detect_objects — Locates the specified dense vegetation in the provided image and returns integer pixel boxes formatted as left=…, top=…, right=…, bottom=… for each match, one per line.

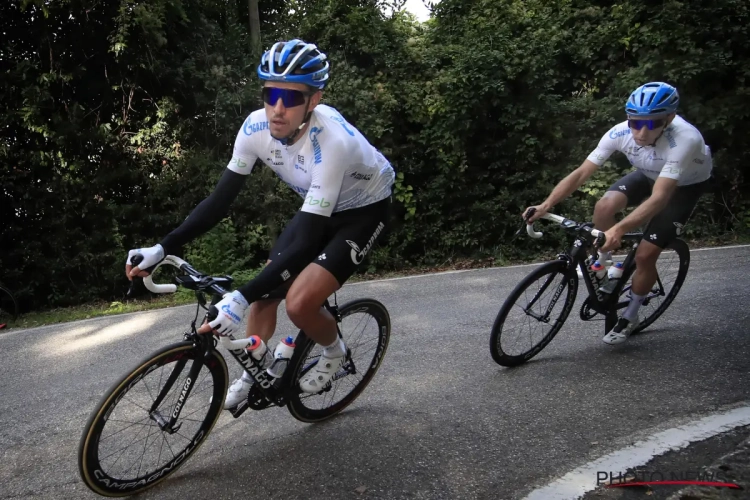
left=3, top=0, right=748, bottom=311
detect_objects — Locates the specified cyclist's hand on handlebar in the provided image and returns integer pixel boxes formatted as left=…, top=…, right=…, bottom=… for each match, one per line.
left=126, top=244, right=165, bottom=280
left=599, top=226, right=624, bottom=253
left=522, top=204, right=550, bottom=223
left=197, top=290, right=249, bottom=336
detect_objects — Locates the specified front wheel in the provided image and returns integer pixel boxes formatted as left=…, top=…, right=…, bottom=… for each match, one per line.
left=490, top=260, right=578, bottom=367
left=287, top=298, right=391, bottom=423
left=78, top=341, right=229, bottom=497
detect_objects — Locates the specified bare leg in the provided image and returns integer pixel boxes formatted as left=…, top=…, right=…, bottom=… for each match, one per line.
left=284, top=263, right=340, bottom=346
left=593, top=191, right=628, bottom=231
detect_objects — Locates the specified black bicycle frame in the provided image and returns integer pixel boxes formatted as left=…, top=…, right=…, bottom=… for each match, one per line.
left=523, top=226, right=645, bottom=332
left=141, top=260, right=352, bottom=424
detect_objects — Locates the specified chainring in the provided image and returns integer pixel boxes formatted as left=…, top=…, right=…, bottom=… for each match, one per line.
left=580, top=297, right=600, bottom=321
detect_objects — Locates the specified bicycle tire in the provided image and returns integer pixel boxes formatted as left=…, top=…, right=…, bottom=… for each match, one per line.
left=287, top=298, right=391, bottom=423
left=626, top=237, right=690, bottom=334
left=490, top=260, right=578, bottom=367
left=78, top=341, right=228, bottom=497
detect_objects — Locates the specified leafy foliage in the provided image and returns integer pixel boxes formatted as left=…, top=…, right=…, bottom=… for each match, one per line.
left=2, top=0, right=748, bottom=312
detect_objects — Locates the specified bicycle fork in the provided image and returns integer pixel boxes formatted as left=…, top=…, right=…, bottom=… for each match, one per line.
left=524, top=271, right=568, bottom=323
left=148, top=352, right=206, bottom=434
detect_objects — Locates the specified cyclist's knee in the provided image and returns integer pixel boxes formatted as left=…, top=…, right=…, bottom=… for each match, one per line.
left=635, top=241, right=662, bottom=267
left=594, top=194, right=624, bottom=218
left=285, top=294, right=314, bottom=325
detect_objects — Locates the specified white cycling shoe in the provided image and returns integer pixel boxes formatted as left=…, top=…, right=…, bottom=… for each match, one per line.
left=223, top=377, right=253, bottom=409
left=602, top=316, right=640, bottom=345
left=299, top=349, right=347, bottom=393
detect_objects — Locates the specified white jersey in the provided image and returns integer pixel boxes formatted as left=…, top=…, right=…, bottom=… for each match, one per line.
left=586, top=115, right=712, bottom=186
left=227, top=104, right=395, bottom=217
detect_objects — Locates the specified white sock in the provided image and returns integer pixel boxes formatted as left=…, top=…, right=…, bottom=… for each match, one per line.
left=623, top=293, right=646, bottom=322
left=323, top=337, right=346, bottom=357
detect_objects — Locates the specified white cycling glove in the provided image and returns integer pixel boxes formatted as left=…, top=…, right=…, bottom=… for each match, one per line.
left=126, top=244, right=165, bottom=275
left=207, top=290, right=249, bottom=337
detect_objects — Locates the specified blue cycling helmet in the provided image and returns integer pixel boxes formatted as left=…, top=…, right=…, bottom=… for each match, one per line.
left=625, top=82, right=679, bottom=116
left=257, top=39, right=329, bottom=89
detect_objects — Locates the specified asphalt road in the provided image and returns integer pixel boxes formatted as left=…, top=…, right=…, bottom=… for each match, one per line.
left=2, top=245, right=749, bottom=500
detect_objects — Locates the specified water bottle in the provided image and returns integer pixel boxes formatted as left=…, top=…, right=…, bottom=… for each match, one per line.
left=590, top=260, right=607, bottom=281
left=266, top=336, right=296, bottom=379
left=600, top=262, right=624, bottom=294
left=247, top=335, right=271, bottom=368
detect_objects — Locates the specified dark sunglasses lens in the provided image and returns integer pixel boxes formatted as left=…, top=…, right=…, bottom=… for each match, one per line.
left=628, top=118, right=666, bottom=130
left=262, top=87, right=306, bottom=107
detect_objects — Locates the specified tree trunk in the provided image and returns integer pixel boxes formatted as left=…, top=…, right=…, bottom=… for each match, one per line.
left=248, top=0, right=261, bottom=57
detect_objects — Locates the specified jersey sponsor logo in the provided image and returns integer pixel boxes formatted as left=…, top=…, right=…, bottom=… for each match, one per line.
left=309, top=126, right=324, bottom=164
left=350, top=172, right=373, bottom=181
left=693, top=158, right=704, bottom=164
left=346, top=221, right=385, bottom=265
left=305, top=195, right=331, bottom=208
left=590, top=152, right=607, bottom=162
left=243, top=119, right=269, bottom=136
left=294, top=163, right=307, bottom=173
left=329, top=110, right=355, bottom=136
left=285, top=183, right=308, bottom=196
left=665, top=131, right=677, bottom=148
left=609, top=128, right=631, bottom=139
left=297, top=155, right=305, bottom=164
left=229, top=157, right=249, bottom=170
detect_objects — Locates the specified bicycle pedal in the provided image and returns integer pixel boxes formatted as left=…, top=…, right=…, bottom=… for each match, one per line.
left=228, top=400, right=249, bottom=418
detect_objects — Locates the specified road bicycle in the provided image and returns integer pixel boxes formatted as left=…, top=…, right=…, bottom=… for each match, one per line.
left=489, top=210, right=689, bottom=367
left=78, top=254, right=391, bottom=497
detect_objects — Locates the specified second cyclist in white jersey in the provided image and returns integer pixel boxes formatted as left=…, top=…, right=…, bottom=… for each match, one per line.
left=525, top=82, right=712, bottom=344
left=125, top=39, right=395, bottom=407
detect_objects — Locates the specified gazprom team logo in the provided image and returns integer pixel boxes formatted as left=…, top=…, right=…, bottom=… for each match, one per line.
left=221, top=304, right=241, bottom=323
left=609, top=127, right=631, bottom=140
left=309, top=126, right=324, bottom=164
left=346, top=222, right=385, bottom=264
left=243, top=119, right=269, bottom=136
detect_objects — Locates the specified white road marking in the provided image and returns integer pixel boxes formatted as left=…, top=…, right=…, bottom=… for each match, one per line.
left=522, top=404, right=750, bottom=500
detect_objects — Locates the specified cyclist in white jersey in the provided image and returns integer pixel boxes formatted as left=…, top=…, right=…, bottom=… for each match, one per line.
left=524, top=82, right=712, bottom=344
left=124, top=39, right=395, bottom=405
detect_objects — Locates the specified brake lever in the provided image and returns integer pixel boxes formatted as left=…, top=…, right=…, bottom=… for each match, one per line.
left=126, top=253, right=144, bottom=299
left=511, top=207, right=537, bottom=241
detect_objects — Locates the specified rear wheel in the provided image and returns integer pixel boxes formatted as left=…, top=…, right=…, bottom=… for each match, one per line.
left=78, top=341, right=228, bottom=497
left=287, top=298, right=391, bottom=423
left=619, top=238, right=690, bottom=334
left=490, top=260, right=578, bottom=367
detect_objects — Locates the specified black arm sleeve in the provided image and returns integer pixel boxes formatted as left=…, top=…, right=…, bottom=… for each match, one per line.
left=159, top=169, right=248, bottom=255
left=236, top=211, right=329, bottom=303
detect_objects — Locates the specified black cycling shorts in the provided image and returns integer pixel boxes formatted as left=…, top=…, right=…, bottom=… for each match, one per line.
left=606, top=170, right=710, bottom=248
left=269, top=197, right=391, bottom=286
